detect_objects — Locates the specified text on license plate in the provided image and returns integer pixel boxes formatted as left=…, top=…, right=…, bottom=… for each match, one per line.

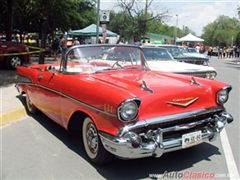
left=182, top=131, right=202, bottom=148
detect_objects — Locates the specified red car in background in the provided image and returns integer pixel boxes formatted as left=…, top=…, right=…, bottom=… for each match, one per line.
left=16, top=45, right=233, bottom=165
left=0, top=41, right=30, bottom=69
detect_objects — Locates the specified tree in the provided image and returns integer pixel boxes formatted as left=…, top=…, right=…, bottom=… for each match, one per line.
left=236, top=31, right=240, bottom=47
left=0, top=0, right=96, bottom=42
left=112, top=0, right=168, bottom=42
left=0, top=0, right=96, bottom=63
left=238, top=6, right=240, bottom=19
left=202, top=15, right=240, bottom=46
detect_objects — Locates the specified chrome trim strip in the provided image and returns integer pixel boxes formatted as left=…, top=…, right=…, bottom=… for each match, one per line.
left=117, top=106, right=224, bottom=137
left=160, top=118, right=212, bottom=133
left=222, top=85, right=232, bottom=92
left=16, top=82, right=117, bottom=117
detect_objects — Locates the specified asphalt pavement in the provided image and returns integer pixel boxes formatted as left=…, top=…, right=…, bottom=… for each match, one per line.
left=1, top=56, right=239, bottom=180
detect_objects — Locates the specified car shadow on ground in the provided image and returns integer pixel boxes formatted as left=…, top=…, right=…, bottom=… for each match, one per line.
left=17, top=95, right=222, bottom=179
left=0, top=68, right=17, bottom=87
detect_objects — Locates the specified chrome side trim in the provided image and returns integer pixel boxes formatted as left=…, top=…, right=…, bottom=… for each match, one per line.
left=16, top=82, right=117, bottom=117
left=117, top=106, right=224, bottom=137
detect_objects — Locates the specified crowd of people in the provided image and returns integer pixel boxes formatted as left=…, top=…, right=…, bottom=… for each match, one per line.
left=208, top=46, right=240, bottom=58
left=50, top=36, right=85, bottom=60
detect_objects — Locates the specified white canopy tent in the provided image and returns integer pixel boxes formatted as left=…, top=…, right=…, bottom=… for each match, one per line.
left=176, top=33, right=204, bottom=42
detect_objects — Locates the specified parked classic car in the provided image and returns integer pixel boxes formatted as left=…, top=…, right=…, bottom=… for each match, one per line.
left=16, top=44, right=233, bottom=165
left=142, top=46, right=217, bottom=79
left=160, top=45, right=209, bottom=66
left=0, top=41, right=30, bottom=69
left=179, top=46, right=208, bottom=59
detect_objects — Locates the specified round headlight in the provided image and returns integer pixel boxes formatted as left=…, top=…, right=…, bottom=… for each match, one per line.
left=210, top=72, right=217, bottom=79
left=217, top=89, right=229, bottom=104
left=118, top=101, right=139, bottom=121
left=206, top=72, right=217, bottom=80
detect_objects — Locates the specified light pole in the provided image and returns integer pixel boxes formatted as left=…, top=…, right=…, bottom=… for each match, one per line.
left=174, top=14, right=178, bottom=44
left=96, top=0, right=100, bottom=44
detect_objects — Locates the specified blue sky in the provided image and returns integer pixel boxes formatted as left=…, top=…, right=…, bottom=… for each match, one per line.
left=100, top=0, right=240, bottom=36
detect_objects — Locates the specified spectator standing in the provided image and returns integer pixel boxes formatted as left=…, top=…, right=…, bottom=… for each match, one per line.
left=229, top=47, right=234, bottom=58
left=73, top=38, right=80, bottom=46
left=208, top=46, right=213, bottom=58
left=222, top=47, right=227, bottom=58
left=51, top=38, right=59, bottom=60
left=195, top=44, right=200, bottom=53
left=236, top=46, right=240, bottom=58
left=218, top=47, right=222, bottom=59
left=59, top=35, right=68, bottom=60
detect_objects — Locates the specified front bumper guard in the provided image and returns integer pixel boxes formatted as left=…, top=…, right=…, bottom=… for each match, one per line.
left=99, top=108, right=233, bottom=159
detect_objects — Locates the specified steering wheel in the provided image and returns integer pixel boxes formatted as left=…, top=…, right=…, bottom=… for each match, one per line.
left=111, top=57, right=134, bottom=69
left=111, top=59, right=124, bottom=69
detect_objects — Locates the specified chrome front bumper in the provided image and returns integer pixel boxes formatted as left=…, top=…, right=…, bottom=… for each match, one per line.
left=99, top=107, right=233, bottom=159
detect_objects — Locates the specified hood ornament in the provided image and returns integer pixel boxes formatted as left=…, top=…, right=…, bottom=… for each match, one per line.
left=190, top=77, right=202, bottom=87
left=140, top=81, right=153, bottom=94
left=167, top=97, right=199, bottom=107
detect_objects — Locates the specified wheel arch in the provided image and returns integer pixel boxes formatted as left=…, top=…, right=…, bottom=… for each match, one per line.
left=5, top=51, right=24, bottom=69
left=67, top=110, right=96, bottom=132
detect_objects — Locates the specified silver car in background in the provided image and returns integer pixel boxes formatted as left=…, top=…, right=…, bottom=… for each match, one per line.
left=159, top=45, right=209, bottom=66
left=142, top=46, right=217, bottom=79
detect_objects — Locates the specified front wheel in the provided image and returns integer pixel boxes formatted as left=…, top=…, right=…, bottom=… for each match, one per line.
left=82, top=117, right=113, bottom=165
left=6, top=55, right=23, bottom=69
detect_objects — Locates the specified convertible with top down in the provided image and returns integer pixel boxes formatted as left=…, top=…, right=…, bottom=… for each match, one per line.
left=16, top=44, right=233, bottom=165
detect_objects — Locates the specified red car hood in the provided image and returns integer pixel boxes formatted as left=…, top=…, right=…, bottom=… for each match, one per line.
left=92, top=70, right=221, bottom=120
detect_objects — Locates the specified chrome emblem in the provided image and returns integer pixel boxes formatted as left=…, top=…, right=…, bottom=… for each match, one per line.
left=167, top=97, right=199, bottom=107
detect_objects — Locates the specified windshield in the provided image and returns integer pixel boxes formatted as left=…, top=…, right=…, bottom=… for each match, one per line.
left=187, top=48, right=197, bottom=53
left=64, top=45, right=145, bottom=73
left=142, top=48, right=174, bottom=61
left=161, top=46, right=183, bottom=57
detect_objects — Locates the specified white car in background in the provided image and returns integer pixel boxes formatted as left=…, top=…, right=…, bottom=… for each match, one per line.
left=180, top=47, right=208, bottom=59
left=142, top=46, right=217, bottom=79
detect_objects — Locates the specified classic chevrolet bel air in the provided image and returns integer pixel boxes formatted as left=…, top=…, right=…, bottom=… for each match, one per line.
left=16, top=45, right=233, bottom=165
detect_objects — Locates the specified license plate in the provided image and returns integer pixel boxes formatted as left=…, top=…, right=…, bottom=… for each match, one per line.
left=182, top=131, right=202, bottom=148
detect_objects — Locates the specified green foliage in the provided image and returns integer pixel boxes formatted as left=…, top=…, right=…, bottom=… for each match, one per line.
left=0, top=0, right=96, bottom=37
left=146, top=20, right=194, bottom=38
left=236, top=31, right=240, bottom=46
left=108, top=10, right=194, bottom=42
left=202, top=15, right=240, bottom=46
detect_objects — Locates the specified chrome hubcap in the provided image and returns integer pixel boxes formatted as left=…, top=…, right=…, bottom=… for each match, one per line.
left=10, top=56, right=21, bottom=67
left=86, top=123, right=98, bottom=154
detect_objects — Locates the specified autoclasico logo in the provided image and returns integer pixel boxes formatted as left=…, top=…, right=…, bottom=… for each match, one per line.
left=149, top=171, right=216, bottom=179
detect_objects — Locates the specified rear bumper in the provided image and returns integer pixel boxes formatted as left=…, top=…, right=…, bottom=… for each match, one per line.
left=99, top=107, right=233, bottom=159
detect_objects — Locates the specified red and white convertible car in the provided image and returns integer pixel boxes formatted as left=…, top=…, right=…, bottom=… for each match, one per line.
left=16, top=45, right=233, bottom=165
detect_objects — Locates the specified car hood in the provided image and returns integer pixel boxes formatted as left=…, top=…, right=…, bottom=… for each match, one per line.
left=147, top=60, right=216, bottom=73
left=174, top=54, right=208, bottom=60
left=91, top=70, right=220, bottom=120
left=183, top=52, right=208, bottom=59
